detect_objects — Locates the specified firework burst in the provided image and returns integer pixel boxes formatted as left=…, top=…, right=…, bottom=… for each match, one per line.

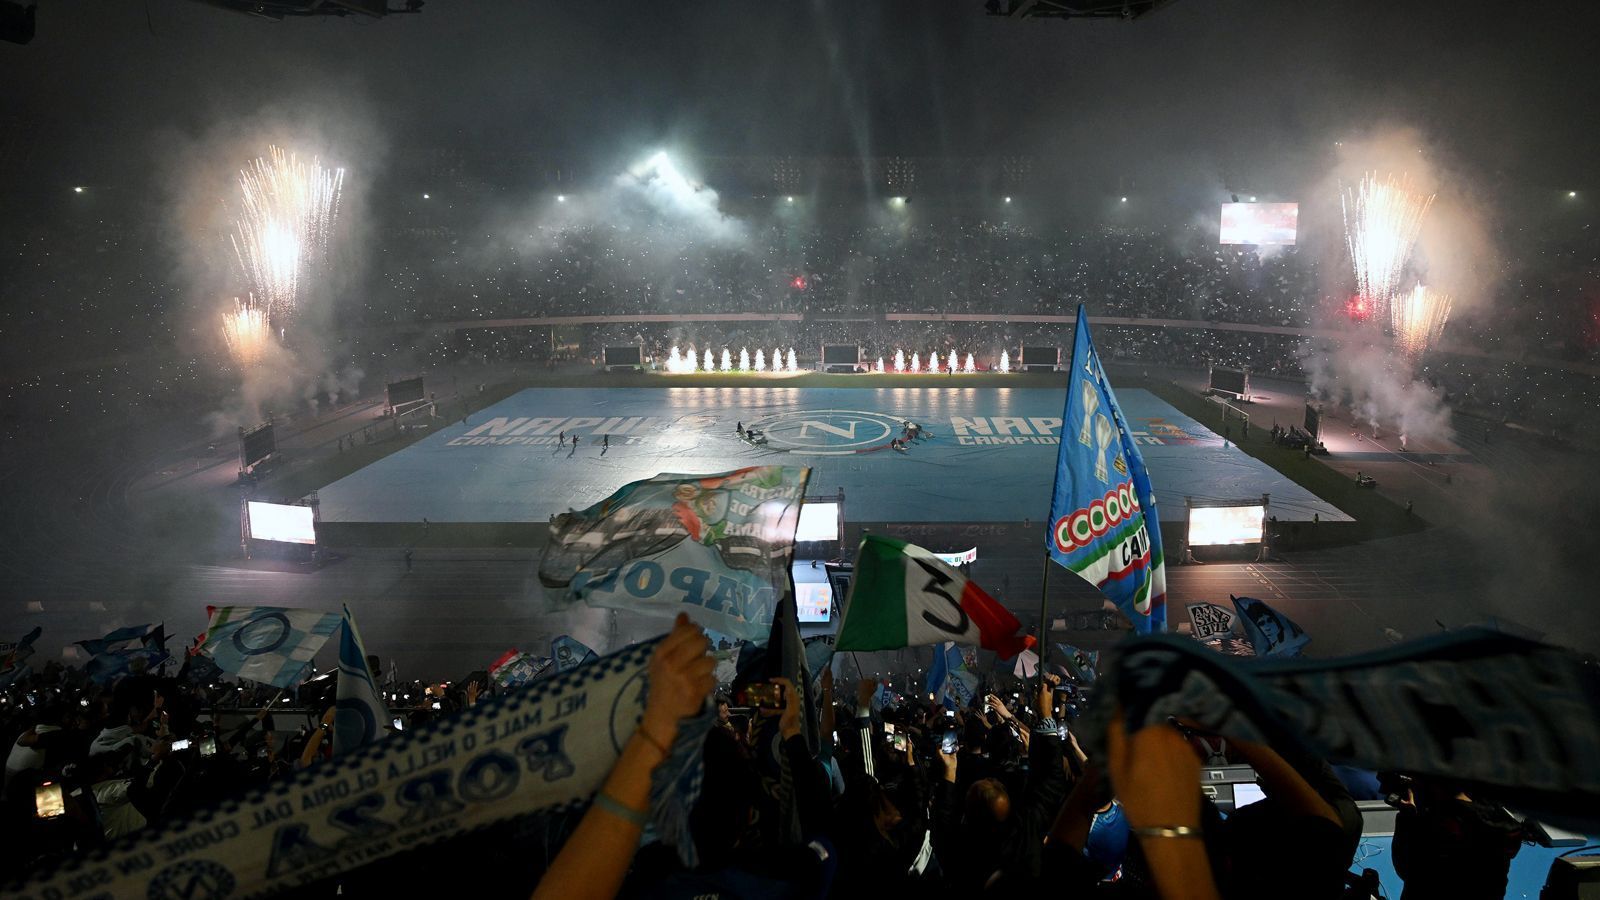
left=229, top=146, right=345, bottom=320
left=221, top=297, right=274, bottom=368
left=1391, top=284, right=1452, bottom=359
left=1341, top=172, right=1434, bottom=322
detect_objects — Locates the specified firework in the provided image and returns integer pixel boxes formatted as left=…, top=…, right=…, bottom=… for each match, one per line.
left=221, top=298, right=273, bottom=368
left=229, top=146, right=345, bottom=319
left=1391, top=284, right=1452, bottom=359
left=1342, top=172, right=1434, bottom=322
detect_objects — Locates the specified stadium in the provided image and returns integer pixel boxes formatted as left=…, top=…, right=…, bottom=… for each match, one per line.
left=2, top=1, right=1599, bottom=897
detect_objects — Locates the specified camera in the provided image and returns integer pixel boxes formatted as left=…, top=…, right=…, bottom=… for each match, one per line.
left=739, top=683, right=786, bottom=710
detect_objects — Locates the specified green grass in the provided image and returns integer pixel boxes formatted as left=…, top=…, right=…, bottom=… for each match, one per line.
left=1136, top=378, right=1427, bottom=548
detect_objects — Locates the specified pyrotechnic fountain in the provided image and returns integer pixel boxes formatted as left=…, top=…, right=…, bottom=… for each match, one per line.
left=1391, top=284, right=1453, bottom=360
left=221, top=298, right=272, bottom=368
left=911, top=352, right=921, bottom=374
left=1342, top=172, right=1434, bottom=324
left=738, top=347, right=750, bottom=371
left=720, top=348, right=732, bottom=372
left=786, top=348, right=797, bottom=372
left=964, top=353, right=975, bottom=374
left=999, top=350, right=1010, bottom=374
left=754, top=349, right=766, bottom=372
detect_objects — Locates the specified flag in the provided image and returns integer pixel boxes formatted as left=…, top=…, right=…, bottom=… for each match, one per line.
left=551, top=635, right=598, bottom=673
left=334, top=605, right=389, bottom=755
left=1231, top=595, right=1309, bottom=657
left=539, top=466, right=811, bottom=641
left=1055, top=642, right=1101, bottom=684
left=13, top=635, right=717, bottom=899
left=200, top=606, right=342, bottom=688
left=76, top=624, right=171, bottom=685
left=1046, top=305, right=1167, bottom=632
left=488, top=649, right=550, bottom=689
left=1087, top=629, right=1600, bottom=833
left=802, top=634, right=836, bottom=685
left=1013, top=648, right=1040, bottom=679
left=0, top=626, right=41, bottom=687
left=836, top=535, right=1032, bottom=658
left=1185, top=603, right=1239, bottom=641
left=927, top=641, right=978, bottom=710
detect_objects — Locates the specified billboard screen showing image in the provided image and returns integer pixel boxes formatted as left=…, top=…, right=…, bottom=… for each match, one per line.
left=1220, top=202, right=1299, bottom=245
left=1188, top=505, right=1265, bottom=546
left=796, top=502, right=840, bottom=542
left=247, top=501, right=317, bottom=545
left=822, top=345, right=860, bottom=365
left=793, top=562, right=832, bottom=623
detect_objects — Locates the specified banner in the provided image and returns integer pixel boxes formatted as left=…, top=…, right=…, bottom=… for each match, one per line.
left=7, top=637, right=711, bottom=900
left=551, top=635, right=598, bottom=673
left=77, top=624, right=172, bottom=685
left=933, top=547, right=978, bottom=567
left=333, top=606, right=389, bottom=755
left=0, top=625, right=42, bottom=686
left=201, top=606, right=343, bottom=689
left=1046, top=305, right=1167, bottom=632
left=1185, top=603, right=1239, bottom=641
left=540, top=466, right=810, bottom=641
left=927, top=642, right=978, bottom=709
left=488, top=649, right=550, bottom=689
left=1231, top=595, right=1309, bottom=658
left=1087, top=629, right=1600, bottom=831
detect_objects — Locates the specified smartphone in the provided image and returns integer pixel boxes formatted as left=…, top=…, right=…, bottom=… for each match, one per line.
left=940, top=731, right=959, bottom=754
left=883, top=723, right=896, bottom=736
left=431, top=701, right=442, bottom=710
left=945, top=709, right=955, bottom=718
left=199, top=736, right=218, bottom=758
left=831, top=730, right=839, bottom=743
left=391, top=717, right=405, bottom=731
left=741, top=683, right=786, bottom=710
left=891, top=734, right=909, bottom=752
left=171, top=738, right=192, bottom=751
left=34, top=782, right=66, bottom=819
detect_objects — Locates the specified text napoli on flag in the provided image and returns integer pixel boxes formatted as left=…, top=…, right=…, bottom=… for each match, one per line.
left=1046, top=305, right=1168, bottom=633
left=333, top=605, right=389, bottom=755
left=551, top=634, right=598, bottom=673
left=539, top=466, right=810, bottom=641
left=1231, top=595, right=1310, bottom=657
left=836, top=534, right=1032, bottom=658
left=201, top=606, right=343, bottom=688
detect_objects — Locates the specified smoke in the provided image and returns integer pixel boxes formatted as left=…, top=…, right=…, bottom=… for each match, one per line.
left=1300, top=126, right=1498, bottom=444
left=159, top=101, right=385, bottom=435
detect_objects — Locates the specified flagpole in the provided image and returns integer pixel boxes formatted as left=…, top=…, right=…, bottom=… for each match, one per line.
left=1036, top=551, right=1051, bottom=696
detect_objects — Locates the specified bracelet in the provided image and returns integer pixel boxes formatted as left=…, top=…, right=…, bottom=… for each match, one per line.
left=634, top=726, right=671, bottom=759
left=593, top=792, right=649, bottom=828
left=1131, top=825, right=1202, bottom=839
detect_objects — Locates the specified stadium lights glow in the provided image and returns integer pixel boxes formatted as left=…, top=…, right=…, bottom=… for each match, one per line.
left=1120, top=196, right=1128, bottom=203
left=1569, top=191, right=1578, bottom=198
left=891, top=196, right=906, bottom=206
left=422, top=193, right=430, bottom=199
left=786, top=195, right=794, bottom=203
left=73, top=186, right=84, bottom=193
left=1004, top=196, right=1012, bottom=203
left=556, top=194, right=566, bottom=203
left=1250, top=196, right=1258, bottom=202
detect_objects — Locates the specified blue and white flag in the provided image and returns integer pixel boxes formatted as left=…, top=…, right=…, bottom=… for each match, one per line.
left=539, top=466, right=810, bottom=641
left=551, top=634, right=598, bottom=673
left=77, top=624, right=171, bottom=685
left=201, top=605, right=342, bottom=688
left=1055, top=643, right=1102, bottom=684
left=333, top=605, right=389, bottom=755
left=9, top=634, right=716, bottom=899
left=0, top=625, right=41, bottom=687
left=1231, top=595, right=1309, bottom=658
left=1046, top=305, right=1167, bottom=633
left=926, top=641, right=978, bottom=710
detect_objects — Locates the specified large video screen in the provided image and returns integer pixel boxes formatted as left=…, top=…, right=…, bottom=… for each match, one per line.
left=1210, top=367, right=1247, bottom=395
left=796, top=502, right=840, bottom=542
left=1022, top=346, right=1058, bottom=367
left=822, top=345, right=860, bottom=365
left=793, top=562, right=832, bottom=623
left=1188, top=505, right=1265, bottom=547
left=1220, top=202, right=1299, bottom=245
left=603, top=346, right=642, bottom=367
left=387, top=376, right=425, bottom=408
left=247, top=501, right=317, bottom=545
left=240, top=423, right=275, bottom=467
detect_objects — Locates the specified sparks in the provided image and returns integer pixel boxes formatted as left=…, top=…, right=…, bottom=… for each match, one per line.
left=221, top=297, right=273, bottom=368
left=1391, top=284, right=1452, bottom=359
left=1342, top=172, right=1433, bottom=324
left=229, top=146, right=345, bottom=320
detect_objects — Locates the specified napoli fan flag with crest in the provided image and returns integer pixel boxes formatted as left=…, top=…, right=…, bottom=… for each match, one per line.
left=1046, top=305, right=1167, bottom=632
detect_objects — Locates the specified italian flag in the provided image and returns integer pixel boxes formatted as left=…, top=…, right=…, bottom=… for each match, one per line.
left=836, top=535, right=1033, bottom=659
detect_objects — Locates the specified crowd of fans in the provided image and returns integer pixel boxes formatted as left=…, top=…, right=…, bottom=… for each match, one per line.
left=2, top=616, right=1546, bottom=898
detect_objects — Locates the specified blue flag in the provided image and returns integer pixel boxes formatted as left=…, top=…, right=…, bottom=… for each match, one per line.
left=551, top=635, right=598, bottom=672
left=201, top=606, right=343, bottom=688
left=77, top=624, right=171, bottom=685
left=1055, top=642, right=1101, bottom=684
left=334, top=605, right=389, bottom=755
left=926, top=641, right=977, bottom=710
left=0, top=626, right=41, bottom=687
left=1231, top=595, right=1309, bottom=657
left=1046, top=306, right=1168, bottom=632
